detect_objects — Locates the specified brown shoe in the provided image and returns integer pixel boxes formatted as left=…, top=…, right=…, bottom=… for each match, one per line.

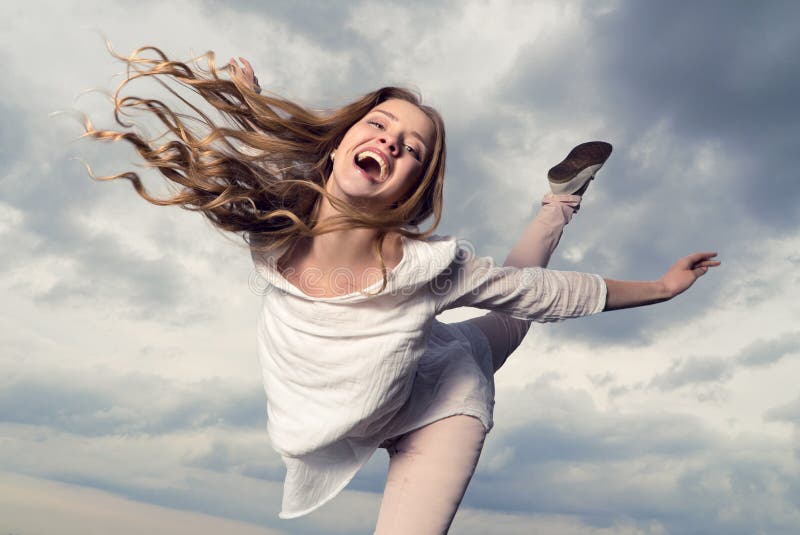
left=548, top=141, right=613, bottom=195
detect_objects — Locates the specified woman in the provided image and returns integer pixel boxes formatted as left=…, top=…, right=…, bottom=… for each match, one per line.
left=81, top=46, right=719, bottom=534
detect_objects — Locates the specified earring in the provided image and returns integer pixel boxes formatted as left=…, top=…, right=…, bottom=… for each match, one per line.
left=330, top=151, right=336, bottom=161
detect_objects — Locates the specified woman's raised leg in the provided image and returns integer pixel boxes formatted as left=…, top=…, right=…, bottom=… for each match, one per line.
left=374, top=414, right=487, bottom=535
left=464, top=193, right=582, bottom=373
left=465, top=141, right=612, bottom=371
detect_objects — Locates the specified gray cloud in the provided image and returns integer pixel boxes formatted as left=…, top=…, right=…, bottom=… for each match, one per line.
left=735, top=331, right=800, bottom=367
left=184, top=440, right=285, bottom=483
left=0, top=101, right=29, bottom=170
left=0, top=372, right=266, bottom=436
left=202, top=0, right=361, bottom=51
left=650, top=355, right=734, bottom=391
left=765, top=397, right=800, bottom=424
left=590, top=0, right=800, bottom=229
left=648, top=330, right=799, bottom=391
left=494, top=377, right=715, bottom=463
left=456, top=380, right=799, bottom=535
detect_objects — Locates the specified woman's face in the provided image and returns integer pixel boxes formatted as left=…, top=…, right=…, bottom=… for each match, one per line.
left=328, top=98, right=437, bottom=212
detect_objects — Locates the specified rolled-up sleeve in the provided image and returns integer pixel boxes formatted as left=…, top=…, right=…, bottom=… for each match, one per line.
left=430, top=251, right=607, bottom=322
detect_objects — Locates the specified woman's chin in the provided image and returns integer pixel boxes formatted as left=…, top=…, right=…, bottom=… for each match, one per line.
left=328, top=174, right=397, bottom=212
left=332, top=175, right=377, bottom=198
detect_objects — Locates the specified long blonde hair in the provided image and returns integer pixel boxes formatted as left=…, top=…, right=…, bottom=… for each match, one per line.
left=79, top=43, right=448, bottom=294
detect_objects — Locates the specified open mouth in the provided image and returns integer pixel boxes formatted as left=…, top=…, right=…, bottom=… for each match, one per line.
left=354, top=151, right=387, bottom=182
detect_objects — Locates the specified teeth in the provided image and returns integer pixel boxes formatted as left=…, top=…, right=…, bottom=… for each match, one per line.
left=357, top=151, right=387, bottom=181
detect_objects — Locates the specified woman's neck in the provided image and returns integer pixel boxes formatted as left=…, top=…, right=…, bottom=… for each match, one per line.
left=308, top=228, right=400, bottom=270
left=300, top=197, right=403, bottom=272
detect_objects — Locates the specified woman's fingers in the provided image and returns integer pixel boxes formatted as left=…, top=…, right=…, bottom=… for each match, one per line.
left=239, top=57, right=253, bottom=74
left=679, top=252, right=719, bottom=270
left=225, top=57, right=259, bottom=93
left=240, top=57, right=260, bottom=93
left=228, top=58, right=249, bottom=75
left=687, top=251, right=718, bottom=264
left=239, top=57, right=258, bottom=85
left=660, top=252, right=721, bottom=296
left=691, top=258, right=721, bottom=277
left=227, top=58, right=244, bottom=79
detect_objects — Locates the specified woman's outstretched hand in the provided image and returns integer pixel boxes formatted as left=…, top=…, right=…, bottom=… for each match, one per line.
left=226, top=56, right=261, bottom=94
left=659, top=251, right=721, bottom=298
left=603, top=252, right=720, bottom=311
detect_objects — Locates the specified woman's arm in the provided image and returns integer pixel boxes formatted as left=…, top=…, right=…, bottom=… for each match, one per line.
left=431, top=246, right=719, bottom=320
left=432, top=251, right=608, bottom=322
left=603, top=252, right=720, bottom=311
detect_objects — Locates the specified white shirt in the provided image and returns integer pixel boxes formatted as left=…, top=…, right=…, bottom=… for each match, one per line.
left=250, top=234, right=607, bottom=518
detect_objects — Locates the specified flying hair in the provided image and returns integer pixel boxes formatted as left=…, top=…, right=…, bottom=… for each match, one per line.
left=76, top=40, right=448, bottom=295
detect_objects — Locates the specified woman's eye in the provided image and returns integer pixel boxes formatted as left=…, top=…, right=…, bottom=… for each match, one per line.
left=405, top=145, right=421, bottom=159
left=368, top=120, right=384, bottom=129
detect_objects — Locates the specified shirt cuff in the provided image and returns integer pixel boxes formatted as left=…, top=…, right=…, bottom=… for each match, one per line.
left=589, top=274, right=608, bottom=315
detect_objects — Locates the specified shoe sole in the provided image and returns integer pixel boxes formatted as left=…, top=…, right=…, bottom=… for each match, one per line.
left=548, top=141, right=613, bottom=195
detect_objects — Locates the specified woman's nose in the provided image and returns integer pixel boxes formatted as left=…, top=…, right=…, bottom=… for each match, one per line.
left=378, top=135, right=400, bottom=155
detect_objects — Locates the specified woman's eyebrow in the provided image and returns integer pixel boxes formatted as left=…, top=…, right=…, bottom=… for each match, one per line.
left=372, top=109, right=428, bottom=151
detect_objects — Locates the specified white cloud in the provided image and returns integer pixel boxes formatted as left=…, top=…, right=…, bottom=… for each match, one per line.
left=348, top=0, right=580, bottom=106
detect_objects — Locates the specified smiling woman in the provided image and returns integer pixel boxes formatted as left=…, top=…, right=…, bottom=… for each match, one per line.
left=327, top=98, right=436, bottom=214
left=79, top=42, right=719, bottom=534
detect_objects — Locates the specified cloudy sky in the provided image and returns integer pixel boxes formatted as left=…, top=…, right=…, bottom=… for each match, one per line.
left=2, top=0, right=799, bottom=533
